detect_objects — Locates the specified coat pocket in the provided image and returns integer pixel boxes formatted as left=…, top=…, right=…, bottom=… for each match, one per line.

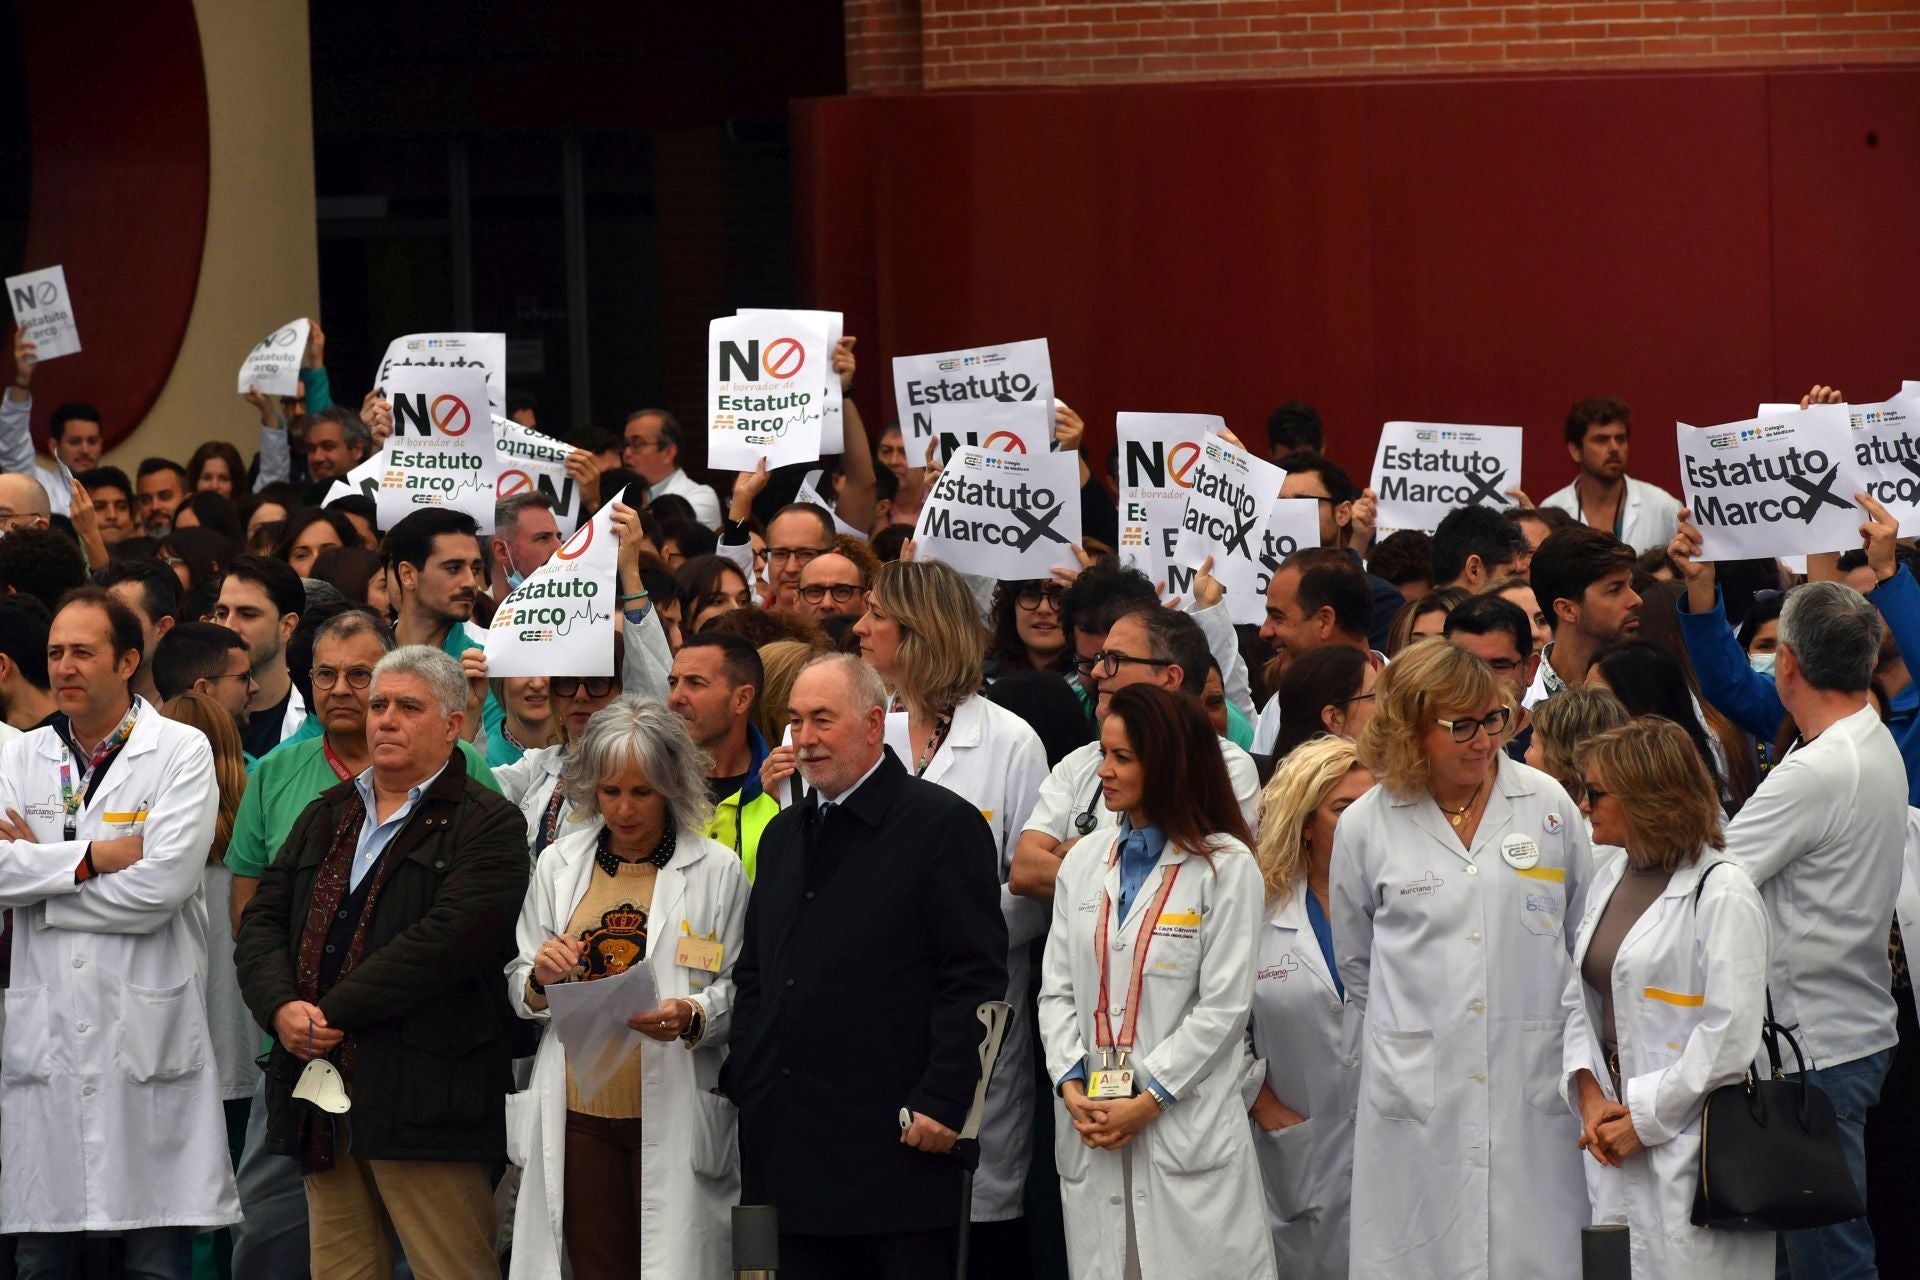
left=504, top=1089, right=536, bottom=1169
left=689, top=1088, right=740, bottom=1180
left=1254, top=1116, right=1318, bottom=1222
left=1366, top=1026, right=1435, bottom=1123
left=1, top=986, right=52, bottom=1084
left=1053, top=1095, right=1093, bottom=1184
left=1522, top=1016, right=1568, bottom=1115
left=116, top=979, right=205, bottom=1082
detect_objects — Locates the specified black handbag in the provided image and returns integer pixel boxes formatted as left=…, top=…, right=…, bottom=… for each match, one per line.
left=1689, top=862, right=1867, bottom=1231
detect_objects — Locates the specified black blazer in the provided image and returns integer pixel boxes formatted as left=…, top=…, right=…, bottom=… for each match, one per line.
left=723, top=747, right=1009, bottom=1236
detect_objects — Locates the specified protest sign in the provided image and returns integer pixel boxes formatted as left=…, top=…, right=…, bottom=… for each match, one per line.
left=797, top=469, right=865, bottom=540
left=1173, top=435, right=1287, bottom=624
left=378, top=367, right=497, bottom=532
left=927, top=395, right=1055, bottom=466
left=484, top=492, right=621, bottom=677
left=1370, top=422, right=1524, bottom=534
left=1253, top=499, right=1324, bottom=599
left=376, top=333, right=507, bottom=415
left=1677, top=405, right=1863, bottom=561
left=708, top=312, right=828, bottom=471
left=236, top=318, right=310, bottom=397
left=912, top=445, right=1082, bottom=580
left=892, top=338, right=1052, bottom=446
left=1117, top=412, right=1221, bottom=585
left=738, top=308, right=843, bottom=455
left=6, top=266, right=80, bottom=361
left=495, top=416, right=586, bottom=529
left=1844, top=393, right=1920, bottom=537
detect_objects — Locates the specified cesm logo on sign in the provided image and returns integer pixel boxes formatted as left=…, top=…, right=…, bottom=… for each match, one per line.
left=716, top=337, right=812, bottom=443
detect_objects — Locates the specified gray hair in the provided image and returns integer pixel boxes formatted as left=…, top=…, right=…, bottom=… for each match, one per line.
left=314, top=608, right=395, bottom=654
left=799, top=651, right=889, bottom=716
left=495, top=491, right=554, bottom=540
left=314, top=406, right=373, bottom=457
left=371, top=644, right=467, bottom=717
left=559, top=695, right=715, bottom=833
left=628, top=408, right=683, bottom=450
left=1780, top=581, right=1883, bottom=694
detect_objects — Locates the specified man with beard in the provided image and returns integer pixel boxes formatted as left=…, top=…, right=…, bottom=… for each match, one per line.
left=384, top=508, right=495, bottom=744
left=134, top=458, right=190, bottom=538
left=1523, top=524, right=1642, bottom=708
left=1538, top=396, right=1682, bottom=554
left=667, top=632, right=774, bottom=877
left=214, top=555, right=308, bottom=758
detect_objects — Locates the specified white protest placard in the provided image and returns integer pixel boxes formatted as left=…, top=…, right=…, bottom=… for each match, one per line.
left=379, top=367, right=497, bottom=533
left=376, top=333, right=507, bottom=415
left=1846, top=392, right=1920, bottom=537
left=912, top=446, right=1082, bottom=580
left=708, top=312, right=828, bottom=472
left=1677, top=405, right=1864, bottom=561
left=236, top=317, right=311, bottom=397
left=1117, top=412, right=1221, bottom=586
left=6, top=266, right=80, bottom=361
left=798, top=469, right=865, bottom=540
left=929, top=395, right=1055, bottom=463
left=1173, top=435, right=1288, bottom=624
left=738, top=308, right=843, bottom=455
left=483, top=492, right=622, bottom=677
left=892, top=338, right=1052, bottom=445
left=1370, top=422, right=1524, bottom=534
left=1253, top=499, right=1324, bottom=599
left=495, top=416, right=586, bottom=530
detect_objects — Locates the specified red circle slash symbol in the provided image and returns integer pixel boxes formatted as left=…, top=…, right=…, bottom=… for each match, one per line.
left=1169, top=441, right=1202, bottom=488
left=431, top=395, right=472, bottom=436
left=557, top=520, right=594, bottom=560
left=762, top=338, right=805, bottom=381
left=982, top=430, right=1028, bottom=454
left=498, top=469, right=532, bottom=497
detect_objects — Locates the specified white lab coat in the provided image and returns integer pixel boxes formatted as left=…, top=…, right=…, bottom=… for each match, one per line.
left=1039, top=828, right=1275, bottom=1280
left=1538, top=475, right=1684, bottom=554
left=1244, top=887, right=1355, bottom=1280
left=916, top=693, right=1050, bottom=1222
left=0, top=705, right=242, bottom=1231
left=1560, top=854, right=1773, bottom=1278
left=495, top=743, right=583, bottom=854
left=504, top=823, right=748, bottom=1280
left=1331, top=755, right=1591, bottom=1280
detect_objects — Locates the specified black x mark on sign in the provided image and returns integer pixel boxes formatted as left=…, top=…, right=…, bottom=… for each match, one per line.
left=1783, top=465, right=1851, bottom=524
left=1012, top=503, right=1070, bottom=551
left=1460, top=467, right=1511, bottom=507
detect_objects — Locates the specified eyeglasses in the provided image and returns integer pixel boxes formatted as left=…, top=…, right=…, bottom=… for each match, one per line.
left=311, top=665, right=375, bottom=691
left=623, top=437, right=665, bottom=453
left=1484, top=658, right=1524, bottom=675
left=1015, top=585, right=1066, bottom=611
left=551, top=676, right=617, bottom=699
left=799, top=583, right=861, bottom=605
left=1080, top=651, right=1175, bottom=680
left=1583, top=782, right=1610, bottom=805
left=767, top=546, right=832, bottom=567
left=1334, top=691, right=1377, bottom=707
left=1435, top=707, right=1511, bottom=743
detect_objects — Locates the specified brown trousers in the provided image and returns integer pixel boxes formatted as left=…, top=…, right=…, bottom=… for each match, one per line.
left=303, top=1153, right=496, bottom=1280
left=563, top=1110, right=646, bottom=1279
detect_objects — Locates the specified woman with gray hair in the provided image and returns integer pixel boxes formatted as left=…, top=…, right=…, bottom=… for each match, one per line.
left=505, top=694, right=748, bottom=1280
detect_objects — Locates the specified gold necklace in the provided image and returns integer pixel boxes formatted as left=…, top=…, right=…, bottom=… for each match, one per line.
left=1436, top=778, right=1485, bottom=828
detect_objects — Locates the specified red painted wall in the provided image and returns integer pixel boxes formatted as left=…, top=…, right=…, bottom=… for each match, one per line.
left=794, top=66, right=1920, bottom=499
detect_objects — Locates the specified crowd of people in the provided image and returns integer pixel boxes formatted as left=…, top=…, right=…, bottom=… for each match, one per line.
left=0, top=315, right=1912, bottom=1280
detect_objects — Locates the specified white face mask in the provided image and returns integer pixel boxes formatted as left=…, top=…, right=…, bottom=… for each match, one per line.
left=1750, top=651, right=1778, bottom=677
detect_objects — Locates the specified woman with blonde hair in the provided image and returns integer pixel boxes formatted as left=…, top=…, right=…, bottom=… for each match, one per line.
left=754, top=638, right=822, bottom=749
left=1331, top=638, right=1591, bottom=1279
left=1527, top=685, right=1630, bottom=811
left=1563, top=718, right=1771, bottom=1278
left=1248, top=735, right=1373, bottom=1277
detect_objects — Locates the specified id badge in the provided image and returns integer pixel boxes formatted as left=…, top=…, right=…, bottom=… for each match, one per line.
left=1087, top=1067, right=1134, bottom=1101
left=675, top=935, right=724, bottom=973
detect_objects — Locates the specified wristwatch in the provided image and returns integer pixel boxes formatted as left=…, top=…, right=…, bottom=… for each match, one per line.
left=679, top=1001, right=704, bottom=1045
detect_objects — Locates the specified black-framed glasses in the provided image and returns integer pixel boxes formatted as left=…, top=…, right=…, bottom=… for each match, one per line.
left=551, top=676, right=617, bottom=699
left=311, top=665, right=374, bottom=691
left=767, top=546, right=831, bottom=566
left=1015, top=584, right=1066, bottom=611
left=799, top=583, right=861, bottom=605
left=1485, top=657, right=1524, bottom=675
left=623, top=436, right=665, bottom=453
left=1436, top=707, right=1511, bottom=744
left=1334, top=691, right=1377, bottom=707
left=1083, top=651, right=1174, bottom=680
left=1582, top=781, right=1610, bottom=805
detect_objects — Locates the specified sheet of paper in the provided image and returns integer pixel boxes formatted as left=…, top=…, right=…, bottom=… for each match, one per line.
left=379, top=367, right=498, bottom=532
left=892, top=338, right=1052, bottom=444
left=1117, top=412, right=1223, bottom=590
left=1676, top=405, right=1863, bottom=561
left=1370, top=422, right=1524, bottom=534
left=708, top=312, right=829, bottom=471
left=913, top=446, right=1082, bottom=580
left=237, top=317, right=311, bottom=397
left=1253, top=498, right=1324, bottom=599
left=1173, top=434, right=1287, bottom=624
left=543, top=958, right=659, bottom=1105
left=927, top=396, right=1055, bottom=464
left=495, top=416, right=586, bottom=530
left=6, top=266, right=80, bottom=361
left=376, top=332, right=507, bottom=415
left=484, top=492, right=622, bottom=677
left=738, top=308, right=844, bottom=454
left=798, top=469, right=866, bottom=540
left=1844, top=393, right=1920, bottom=537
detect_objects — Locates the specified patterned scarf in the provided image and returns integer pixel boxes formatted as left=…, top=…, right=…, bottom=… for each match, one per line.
left=291, top=785, right=418, bottom=1172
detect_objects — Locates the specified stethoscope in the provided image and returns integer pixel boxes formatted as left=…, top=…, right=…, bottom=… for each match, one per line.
left=1073, top=775, right=1103, bottom=836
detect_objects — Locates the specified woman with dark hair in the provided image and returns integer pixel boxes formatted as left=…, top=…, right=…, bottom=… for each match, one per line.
left=188, top=440, right=251, bottom=501
left=1587, top=638, right=1732, bottom=809
left=1270, top=645, right=1379, bottom=761
left=310, top=545, right=390, bottom=614
left=1627, top=579, right=1760, bottom=810
left=271, top=507, right=359, bottom=578
left=672, top=554, right=754, bottom=635
left=1736, top=590, right=1784, bottom=666
left=1038, top=683, right=1270, bottom=1279
left=1385, top=585, right=1471, bottom=657
left=171, top=491, right=245, bottom=542
left=238, top=481, right=301, bottom=535
left=985, top=578, right=1074, bottom=680
left=156, top=526, right=239, bottom=592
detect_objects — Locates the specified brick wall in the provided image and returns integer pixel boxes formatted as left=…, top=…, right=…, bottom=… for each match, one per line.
left=847, top=0, right=1920, bottom=90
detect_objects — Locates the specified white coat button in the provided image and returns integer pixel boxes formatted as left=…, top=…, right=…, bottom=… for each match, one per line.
left=1344, top=1055, right=1359, bottom=1067
left=72, top=956, right=85, bottom=968
left=76, top=1022, right=89, bottom=1033
left=82, top=1085, right=95, bottom=1097
left=1472, top=1072, right=1487, bottom=1083
left=1109, top=1194, right=1123, bottom=1205
left=1469, top=1000, right=1485, bottom=1014
left=1465, top=865, right=1479, bottom=876
left=1468, top=932, right=1481, bottom=943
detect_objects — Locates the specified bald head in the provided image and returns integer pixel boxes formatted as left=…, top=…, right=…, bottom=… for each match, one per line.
left=0, top=472, right=52, bottom=528
left=798, top=551, right=865, bottom=621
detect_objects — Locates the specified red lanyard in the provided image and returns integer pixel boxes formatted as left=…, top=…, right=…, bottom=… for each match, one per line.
left=535, top=785, right=568, bottom=854
left=321, top=737, right=355, bottom=782
left=1092, top=844, right=1183, bottom=1063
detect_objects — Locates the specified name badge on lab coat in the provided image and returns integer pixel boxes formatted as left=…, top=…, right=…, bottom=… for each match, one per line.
left=1501, top=833, right=1540, bottom=870
left=675, top=928, right=724, bottom=973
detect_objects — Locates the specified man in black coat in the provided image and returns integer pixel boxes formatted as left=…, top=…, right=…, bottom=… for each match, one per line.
left=724, top=653, right=1009, bottom=1279
left=235, top=645, right=528, bottom=1278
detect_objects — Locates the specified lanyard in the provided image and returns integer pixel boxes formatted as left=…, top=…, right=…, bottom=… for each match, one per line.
left=534, top=785, right=568, bottom=855
left=913, top=709, right=954, bottom=778
left=59, top=704, right=139, bottom=840
left=321, top=737, right=355, bottom=782
left=1091, top=844, right=1183, bottom=1064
